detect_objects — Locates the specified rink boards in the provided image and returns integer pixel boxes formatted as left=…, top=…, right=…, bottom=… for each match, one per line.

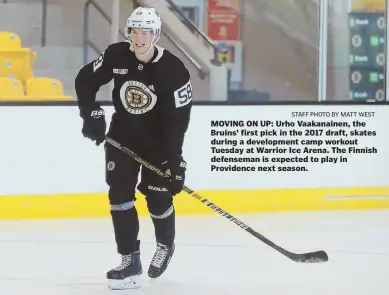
left=1, top=104, right=388, bottom=219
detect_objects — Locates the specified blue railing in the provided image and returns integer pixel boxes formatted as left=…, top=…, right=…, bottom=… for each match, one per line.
left=83, top=0, right=126, bottom=65
left=41, top=0, right=47, bottom=46
left=164, top=0, right=215, bottom=50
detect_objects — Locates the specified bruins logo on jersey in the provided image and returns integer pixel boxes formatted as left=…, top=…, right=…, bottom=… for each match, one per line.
left=120, top=81, right=157, bottom=114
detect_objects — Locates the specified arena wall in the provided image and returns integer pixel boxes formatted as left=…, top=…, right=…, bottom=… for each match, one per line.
left=1, top=104, right=388, bottom=219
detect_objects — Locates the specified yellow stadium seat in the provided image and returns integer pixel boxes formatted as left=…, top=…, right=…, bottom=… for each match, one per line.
left=26, top=77, right=74, bottom=101
left=0, top=31, right=22, bottom=49
left=0, top=49, right=36, bottom=83
left=0, top=77, right=26, bottom=100
left=0, top=31, right=36, bottom=83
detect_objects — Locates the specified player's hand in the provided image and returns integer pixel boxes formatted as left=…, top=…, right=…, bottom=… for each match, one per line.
left=161, top=158, right=187, bottom=196
left=80, top=104, right=106, bottom=146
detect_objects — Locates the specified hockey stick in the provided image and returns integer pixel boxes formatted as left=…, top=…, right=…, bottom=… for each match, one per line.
left=105, top=136, right=328, bottom=263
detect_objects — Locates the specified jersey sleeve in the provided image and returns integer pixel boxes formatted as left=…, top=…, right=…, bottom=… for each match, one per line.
left=75, top=45, right=114, bottom=116
left=161, top=63, right=193, bottom=161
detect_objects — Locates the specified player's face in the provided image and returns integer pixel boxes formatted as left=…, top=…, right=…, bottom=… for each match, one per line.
left=130, top=29, right=154, bottom=54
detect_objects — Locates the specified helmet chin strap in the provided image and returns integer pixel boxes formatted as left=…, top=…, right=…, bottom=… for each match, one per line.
left=138, top=41, right=154, bottom=56
left=130, top=31, right=160, bottom=56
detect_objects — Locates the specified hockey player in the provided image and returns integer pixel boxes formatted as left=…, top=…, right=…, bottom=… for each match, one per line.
left=75, top=7, right=192, bottom=290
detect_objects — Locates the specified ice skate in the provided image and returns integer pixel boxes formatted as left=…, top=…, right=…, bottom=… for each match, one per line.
left=107, top=247, right=143, bottom=290
left=148, top=242, right=175, bottom=281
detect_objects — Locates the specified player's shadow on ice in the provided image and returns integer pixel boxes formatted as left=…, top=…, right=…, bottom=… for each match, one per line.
left=57, top=279, right=235, bottom=295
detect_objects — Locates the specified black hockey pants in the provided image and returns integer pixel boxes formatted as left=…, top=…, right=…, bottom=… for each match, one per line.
left=104, top=142, right=175, bottom=255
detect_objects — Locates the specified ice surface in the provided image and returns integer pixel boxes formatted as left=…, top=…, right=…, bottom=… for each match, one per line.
left=0, top=210, right=388, bottom=295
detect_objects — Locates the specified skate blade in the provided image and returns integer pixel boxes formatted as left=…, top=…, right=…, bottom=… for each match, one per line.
left=108, top=275, right=142, bottom=290
left=149, top=249, right=175, bottom=284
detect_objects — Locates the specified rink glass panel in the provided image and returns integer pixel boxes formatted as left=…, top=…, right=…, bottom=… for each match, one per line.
left=226, top=0, right=320, bottom=101
left=2, top=0, right=387, bottom=102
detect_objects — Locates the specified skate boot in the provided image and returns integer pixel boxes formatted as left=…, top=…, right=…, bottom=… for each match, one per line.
left=148, top=242, right=175, bottom=280
left=107, top=242, right=143, bottom=290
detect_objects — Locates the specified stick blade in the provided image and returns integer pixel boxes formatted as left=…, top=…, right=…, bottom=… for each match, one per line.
left=292, top=250, right=329, bottom=263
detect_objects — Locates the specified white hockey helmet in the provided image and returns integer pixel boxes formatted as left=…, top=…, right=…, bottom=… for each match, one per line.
left=125, top=7, right=162, bottom=46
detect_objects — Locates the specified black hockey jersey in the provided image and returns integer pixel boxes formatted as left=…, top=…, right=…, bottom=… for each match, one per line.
left=75, top=42, right=193, bottom=161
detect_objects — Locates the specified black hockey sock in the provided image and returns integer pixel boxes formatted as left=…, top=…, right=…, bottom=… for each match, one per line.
left=110, top=201, right=140, bottom=255
left=150, top=206, right=175, bottom=246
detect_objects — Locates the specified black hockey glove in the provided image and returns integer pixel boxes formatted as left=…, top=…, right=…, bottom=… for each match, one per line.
left=161, top=158, right=187, bottom=196
left=80, top=104, right=106, bottom=146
